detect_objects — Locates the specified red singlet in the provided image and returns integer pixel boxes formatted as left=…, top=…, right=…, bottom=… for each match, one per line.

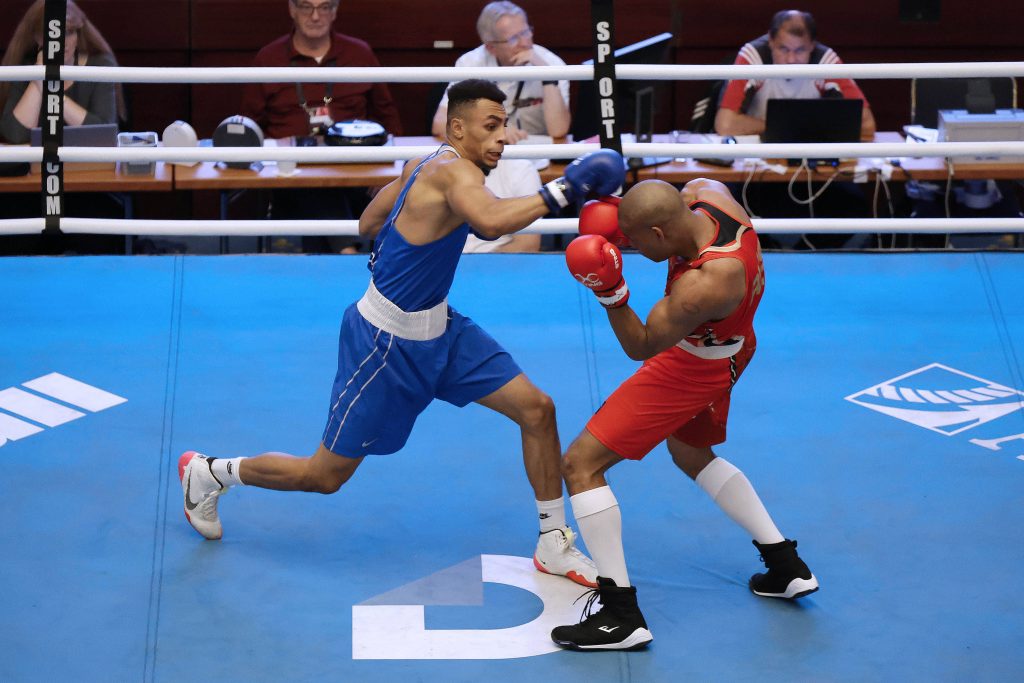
left=586, top=199, right=765, bottom=458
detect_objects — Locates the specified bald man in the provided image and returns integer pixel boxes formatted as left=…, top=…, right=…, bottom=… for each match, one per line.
left=551, top=179, right=817, bottom=651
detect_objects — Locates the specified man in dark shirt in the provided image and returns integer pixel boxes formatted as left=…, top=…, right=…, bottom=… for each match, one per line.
left=240, top=0, right=403, bottom=252
left=241, top=0, right=402, bottom=138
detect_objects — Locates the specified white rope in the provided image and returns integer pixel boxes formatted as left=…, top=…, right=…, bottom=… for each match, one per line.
left=624, top=141, right=1024, bottom=161
left=0, top=218, right=49, bottom=234
left=2, top=61, right=1024, bottom=83
left=4, top=59, right=1020, bottom=244
left=2, top=141, right=1023, bottom=164
left=752, top=218, right=1024, bottom=234
left=0, top=65, right=39, bottom=82
left=2, top=217, right=1022, bottom=237
left=615, top=62, right=1024, bottom=81
left=0, top=217, right=576, bottom=236
left=0, top=65, right=585, bottom=84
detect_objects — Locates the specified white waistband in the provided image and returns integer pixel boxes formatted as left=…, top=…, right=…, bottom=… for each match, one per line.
left=356, top=281, right=448, bottom=341
left=676, top=336, right=745, bottom=359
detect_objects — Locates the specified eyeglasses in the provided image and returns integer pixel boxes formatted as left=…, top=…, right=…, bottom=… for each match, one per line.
left=291, top=1, right=338, bottom=16
left=488, top=26, right=533, bottom=48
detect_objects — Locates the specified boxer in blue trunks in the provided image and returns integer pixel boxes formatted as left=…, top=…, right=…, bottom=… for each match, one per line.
left=178, top=79, right=625, bottom=587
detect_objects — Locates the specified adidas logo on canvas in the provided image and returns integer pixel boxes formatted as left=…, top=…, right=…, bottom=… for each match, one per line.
left=0, top=372, right=126, bottom=448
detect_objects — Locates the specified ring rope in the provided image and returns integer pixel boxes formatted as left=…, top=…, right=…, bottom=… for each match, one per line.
left=1, top=141, right=1022, bottom=164
left=1, top=217, right=1022, bottom=237
left=3, top=57, right=1022, bottom=241
left=2, top=61, right=1024, bottom=84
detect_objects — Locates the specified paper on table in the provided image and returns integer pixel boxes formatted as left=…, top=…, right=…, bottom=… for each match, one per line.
left=902, top=125, right=938, bottom=143
left=898, top=125, right=939, bottom=162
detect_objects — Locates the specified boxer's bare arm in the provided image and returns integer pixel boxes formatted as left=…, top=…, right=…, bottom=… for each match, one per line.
left=445, top=160, right=549, bottom=238
left=608, top=258, right=745, bottom=361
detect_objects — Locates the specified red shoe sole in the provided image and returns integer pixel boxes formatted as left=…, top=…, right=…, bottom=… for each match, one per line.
left=533, top=555, right=598, bottom=588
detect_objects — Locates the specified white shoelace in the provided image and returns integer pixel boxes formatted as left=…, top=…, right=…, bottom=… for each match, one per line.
left=554, top=527, right=594, bottom=563
left=194, top=487, right=224, bottom=520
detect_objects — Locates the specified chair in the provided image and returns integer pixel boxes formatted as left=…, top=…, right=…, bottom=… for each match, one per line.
left=911, top=77, right=1017, bottom=128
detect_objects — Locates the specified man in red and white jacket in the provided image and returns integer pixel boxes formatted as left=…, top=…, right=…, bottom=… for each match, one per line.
left=714, top=10, right=876, bottom=139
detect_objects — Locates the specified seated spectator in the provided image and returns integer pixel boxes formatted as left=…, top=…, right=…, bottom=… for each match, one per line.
left=0, top=0, right=126, bottom=256
left=714, top=9, right=876, bottom=140
left=431, top=2, right=569, bottom=143
left=709, top=9, right=876, bottom=250
left=240, top=0, right=403, bottom=252
left=463, top=158, right=542, bottom=252
left=241, top=0, right=402, bottom=139
left=0, top=0, right=124, bottom=144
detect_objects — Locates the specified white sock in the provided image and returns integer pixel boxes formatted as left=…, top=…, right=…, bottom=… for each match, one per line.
left=695, top=457, right=784, bottom=544
left=536, top=497, right=566, bottom=533
left=570, top=486, right=630, bottom=587
left=210, top=457, right=246, bottom=487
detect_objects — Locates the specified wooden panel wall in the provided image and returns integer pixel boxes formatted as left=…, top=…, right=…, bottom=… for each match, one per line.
left=2, top=0, right=1021, bottom=138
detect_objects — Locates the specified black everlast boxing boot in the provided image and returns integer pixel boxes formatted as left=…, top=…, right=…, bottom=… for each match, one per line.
left=551, top=576, right=654, bottom=651
left=749, top=539, right=819, bottom=599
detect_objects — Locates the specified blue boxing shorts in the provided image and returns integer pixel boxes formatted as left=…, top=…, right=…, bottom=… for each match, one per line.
left=321, top=294, right=521, bottom=458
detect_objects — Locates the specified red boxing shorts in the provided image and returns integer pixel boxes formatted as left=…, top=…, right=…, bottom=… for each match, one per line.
left=586, top=339, right=755, bottom=459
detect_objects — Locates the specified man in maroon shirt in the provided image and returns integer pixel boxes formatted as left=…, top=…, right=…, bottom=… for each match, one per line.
left=240, top=0, right=403, bottom=252
left=241, top=0, right=402, bottom=138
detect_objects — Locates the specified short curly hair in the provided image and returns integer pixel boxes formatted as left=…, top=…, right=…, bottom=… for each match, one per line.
left=446, top=79, right=507, bottom=122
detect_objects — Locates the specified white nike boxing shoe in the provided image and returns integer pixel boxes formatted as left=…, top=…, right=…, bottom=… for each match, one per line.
left=534, top=526, right=598, bottom=587
left=178, top=451, right=225, bottom=540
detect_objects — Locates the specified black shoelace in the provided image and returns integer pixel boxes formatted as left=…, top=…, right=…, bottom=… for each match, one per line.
left=572, top=587, right=602, bottom=623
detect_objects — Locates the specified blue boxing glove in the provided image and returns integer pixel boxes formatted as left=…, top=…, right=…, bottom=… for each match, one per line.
left=538, top=148, right=625, bottom=213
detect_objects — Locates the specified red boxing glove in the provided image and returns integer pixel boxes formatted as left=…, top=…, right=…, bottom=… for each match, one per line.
left=579, top=196, right=631, bottom=248
left=565, top=234, right=630, bottom=308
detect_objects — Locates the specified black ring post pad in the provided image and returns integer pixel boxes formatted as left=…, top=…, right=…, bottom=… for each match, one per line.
left=41, top=71, right=64, bottom=234
left=41, top=0, right=67, bottom=235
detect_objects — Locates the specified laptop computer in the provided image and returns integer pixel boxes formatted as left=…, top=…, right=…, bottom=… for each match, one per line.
left=762, top=98, right=862, bottom=165
left=28, top=123, right=119, bottom=172
left=29, top=122, right=118, bottom=147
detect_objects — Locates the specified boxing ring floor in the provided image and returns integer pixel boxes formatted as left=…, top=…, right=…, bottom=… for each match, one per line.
left=1, top=251, right=1021, bottom=682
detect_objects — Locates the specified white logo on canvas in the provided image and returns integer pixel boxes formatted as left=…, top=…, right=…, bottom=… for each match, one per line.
left=846, top=363, right=1024, bottom=461
left=845, top=363, right=1024, bottom=435
left=353, top=554, right=587, bottom=660
left=0, top=372, right=127, bottom=448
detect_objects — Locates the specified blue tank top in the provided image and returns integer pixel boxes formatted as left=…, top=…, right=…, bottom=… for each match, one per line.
left=367, top=145, right=470, bottom=312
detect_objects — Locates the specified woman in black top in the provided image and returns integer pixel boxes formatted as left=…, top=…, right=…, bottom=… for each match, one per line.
left=0, top=0, right=125, bottom=144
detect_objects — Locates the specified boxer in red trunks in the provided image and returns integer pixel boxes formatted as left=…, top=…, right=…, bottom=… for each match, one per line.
left=551, top=179, right=818, bottom=651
